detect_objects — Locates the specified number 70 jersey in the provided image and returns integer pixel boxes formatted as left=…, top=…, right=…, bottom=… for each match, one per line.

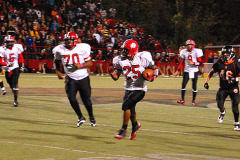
left=53, top=43, right=91, bottom=80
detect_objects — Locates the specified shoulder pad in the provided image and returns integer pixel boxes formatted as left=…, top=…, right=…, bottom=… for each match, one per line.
left=13, top=44, right=24, bottom=52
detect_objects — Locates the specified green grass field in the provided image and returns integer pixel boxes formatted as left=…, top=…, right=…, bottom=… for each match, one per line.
left=1, top=73, right=240, bottom=160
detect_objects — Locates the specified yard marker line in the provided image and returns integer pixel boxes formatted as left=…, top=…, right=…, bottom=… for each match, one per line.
left=0, top=140, right=139, bottom=159
left=0, top=113, right=225, bottom=137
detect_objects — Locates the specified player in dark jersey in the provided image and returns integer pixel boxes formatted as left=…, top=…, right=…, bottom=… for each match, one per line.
left=204, top=45, right=240, bottom=130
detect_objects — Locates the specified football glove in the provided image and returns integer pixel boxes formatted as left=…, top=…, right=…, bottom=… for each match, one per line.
left=204, top=83, right=209, bottom=90
left=153, top=69, right=159, bottom=77
left=146, top=73, right=156, bottom=82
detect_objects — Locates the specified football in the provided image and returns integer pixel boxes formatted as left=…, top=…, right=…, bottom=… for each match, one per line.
left=142, top=68, right=154, bottom=80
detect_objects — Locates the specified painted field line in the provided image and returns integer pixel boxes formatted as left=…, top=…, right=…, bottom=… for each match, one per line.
left=0, top=113, right=227, bottom=137
left=0, top=140, right=139, bottom=159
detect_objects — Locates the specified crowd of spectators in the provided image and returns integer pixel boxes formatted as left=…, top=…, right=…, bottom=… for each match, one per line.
left=0, top=0, right=191, bottom=76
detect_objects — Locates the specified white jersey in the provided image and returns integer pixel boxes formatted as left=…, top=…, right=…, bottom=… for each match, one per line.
left=0, top=44, right=24, bottom=72
left=180, top=48, right=203, bottom=72
left=113, top=51, right=155, bottom=92
left=53, top=43, right=91, bottom=80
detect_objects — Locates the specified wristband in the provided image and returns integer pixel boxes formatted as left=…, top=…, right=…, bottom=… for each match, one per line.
left=80, top=64, right=84, bottom=68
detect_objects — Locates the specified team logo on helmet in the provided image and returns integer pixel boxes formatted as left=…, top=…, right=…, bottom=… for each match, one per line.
left=130, top=43, right=137, bottom=49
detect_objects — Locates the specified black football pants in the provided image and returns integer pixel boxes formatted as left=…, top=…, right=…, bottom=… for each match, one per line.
left=216, top=87, right=239, bottom=122
left=65, top=76, right=93, bottom=119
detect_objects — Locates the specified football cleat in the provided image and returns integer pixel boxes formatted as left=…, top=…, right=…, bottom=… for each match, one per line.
left=77, top=116, right=86, bottom=127
left=90, top=117, right=97, bottom=127
left=1, top=90, right=6, bottom=95
left=218, top=109, right=226, bottom=123
left=13, top=101, right=18, bottom=107
left=129, top=123, right=141, bottom=140
left=192, top=102, right=197, bottom=106
left=177, top=100, right=185, bottom=105
left=114, top=129, right=127, bottom=139
left=234, top=122, right=240, bottom=131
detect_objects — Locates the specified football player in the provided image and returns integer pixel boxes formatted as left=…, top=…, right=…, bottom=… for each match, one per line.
left=174, top=40, right=203, bottom=106
left=108, top=39, right=159, bottom=140
left=53, top=32, right=97, bottom=127
left=0, top=35, right=24, bottom=107
left=204, top=45, right=240, bottom=130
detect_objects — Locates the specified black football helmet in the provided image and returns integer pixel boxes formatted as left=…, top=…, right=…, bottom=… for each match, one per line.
left=221, top=45, right=235, bottom=61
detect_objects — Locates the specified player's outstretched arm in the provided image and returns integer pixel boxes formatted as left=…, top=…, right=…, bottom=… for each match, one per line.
left=54, top=59, right=64, bottom=79
left=204, top=69, right=214, bottom=90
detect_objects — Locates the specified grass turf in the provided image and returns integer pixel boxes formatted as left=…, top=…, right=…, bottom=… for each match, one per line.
left=0, top=73, right=239, bottom=160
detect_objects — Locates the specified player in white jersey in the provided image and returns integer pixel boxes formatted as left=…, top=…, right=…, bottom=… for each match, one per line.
left=0, top=35, right=24, bottom=107
left=108, top=39, right=159, bottom=140
left=174, top=39, right=203, bottom=106
left=53, top=32, right=96, bottom=127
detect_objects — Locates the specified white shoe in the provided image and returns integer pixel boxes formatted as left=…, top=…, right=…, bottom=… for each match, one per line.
left=101, top=74, right=104, bottom=76
left=36, top=71, right=40, bottom=74
left=234, top=122, right=240, bottom=131
left=96, top=74, right=100, bottom=76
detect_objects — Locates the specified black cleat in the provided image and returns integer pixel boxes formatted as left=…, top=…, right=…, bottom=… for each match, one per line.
left=2, top=90, right=6, bottom=95
left=13, top=101, right=18, bottom=107
left=114, top=129, right=127, bottom=139
left=77, top=116, right=86, bottom=127
left=90, top=117, right=97, bottom=127
left=218, top=109, right=226, bottom=123
left=130, top=123, right=141, bottom=140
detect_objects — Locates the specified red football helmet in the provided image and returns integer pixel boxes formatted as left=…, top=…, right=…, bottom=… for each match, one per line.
left=185, top=39, right=195, bottom=47
left=4, top=35, right=15, bottom=49
left=121, top=39, right=139, bottom=57
left=64, top=32, right=78, bottom=48
left=186, top=39, right=195, bottom=51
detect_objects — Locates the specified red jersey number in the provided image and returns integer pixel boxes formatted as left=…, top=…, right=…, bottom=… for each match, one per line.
left=9, top=53, right=14, bottom=62
left=188, top=55, right=192, bottom=61
left=123, top=65, right=141, bottom=79
left=63, top=53, right=80, bottom=66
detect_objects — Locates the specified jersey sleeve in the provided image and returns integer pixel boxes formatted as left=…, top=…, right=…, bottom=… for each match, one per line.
left=180, top=49, right=185, bottom=59
left=0, top=47, right=4, bottom=58
left=53, top=45, right=62, bottom=60
left=212, top=59, right=220, bottom=73
left=196, top=48, right=203, bottom=58
left=14, top=44, right=24, bottom=54
left=112, top=56, right=121, bottom=70
left=235, top=59, right=240, bottom=76
left=142, top=51, right=155, bottom=68
left=78, top=43, right=91, bottom=61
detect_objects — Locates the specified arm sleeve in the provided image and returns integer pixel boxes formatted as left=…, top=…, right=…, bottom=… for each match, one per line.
left=176, top=59, right=184, bottom=71
left=0, top=57, right=7, bottom=66
left=18, top=53, right=24, bottom=64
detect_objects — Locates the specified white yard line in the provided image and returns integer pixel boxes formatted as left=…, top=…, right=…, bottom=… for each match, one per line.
left=0, top=140, right=139, bottom=159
